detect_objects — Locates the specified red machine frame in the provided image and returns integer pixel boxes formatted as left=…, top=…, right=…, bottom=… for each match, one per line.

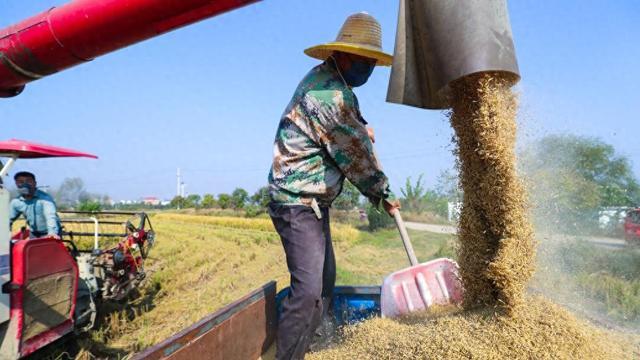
left=8, top=238, right=79, bottom=357
left=0, top=0, right=260, bottom=97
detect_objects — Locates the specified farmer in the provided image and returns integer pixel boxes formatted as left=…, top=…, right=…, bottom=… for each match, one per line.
left=9, top=171, right=62, bottom=238
left=267, top=12, right=399, bottom=359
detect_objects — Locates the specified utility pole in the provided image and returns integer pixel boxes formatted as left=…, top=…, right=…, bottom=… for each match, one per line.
left=176, top=168, right=183, bottom=209
left=176, top=168, right=181, bottom=197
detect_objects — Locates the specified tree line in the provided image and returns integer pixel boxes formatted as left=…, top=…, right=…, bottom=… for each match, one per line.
left=169, top=186, right=270, bottom=215
left=360, top=134, right=640, bottom=233
left=42, top=134, right=640, bottom=235
left=520, top=134, right=640, bottom=233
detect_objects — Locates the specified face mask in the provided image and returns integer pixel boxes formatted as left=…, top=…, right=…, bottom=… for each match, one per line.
left=18, top=183, right=35, bottom=196
left=341, top=59, right=375, bottom=87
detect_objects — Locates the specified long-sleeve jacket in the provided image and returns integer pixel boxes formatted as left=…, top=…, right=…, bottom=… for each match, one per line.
left=9, top=189, right=61, bottom=237
left=268, top=61, right=392, bottom=207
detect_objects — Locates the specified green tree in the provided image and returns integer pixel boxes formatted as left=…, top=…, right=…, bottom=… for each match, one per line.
left=218, top=193, right=231, bottom=209
left=78, top=200, right=102, bottom=212
left=521, top=135, right=640, bottom=232
left=244, top=205, right=263, bottom=218
left=435, top=169, right=462, bottom=202
left=398, top=173, right=454, bottom=218
left=367, top=204, right=394, bottom=231
left=400, top=175, right=427, bottom=213
left=170, top=196, right=186, bottom=209
left=333, top=180, right=361, bottom=210
left=423, top=189, right=449, bottom=218
left=251, top=186, right=271, bottom=208
left=186, top=194, right=201, bottom=208
left=201, top=194, right=216, bottom=208
left=231, top=188, right=249, bottom=209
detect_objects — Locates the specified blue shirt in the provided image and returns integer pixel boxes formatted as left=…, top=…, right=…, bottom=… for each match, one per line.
left=9, top=189, right=61, bottom=237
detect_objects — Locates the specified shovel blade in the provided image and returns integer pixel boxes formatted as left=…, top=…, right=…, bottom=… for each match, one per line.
left=381, top=258, right=463, bottom=318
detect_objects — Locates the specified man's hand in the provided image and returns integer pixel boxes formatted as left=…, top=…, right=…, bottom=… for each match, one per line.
left=383, top=199, right=401, bottom=217
left=367, top=127, right=375, bottom=143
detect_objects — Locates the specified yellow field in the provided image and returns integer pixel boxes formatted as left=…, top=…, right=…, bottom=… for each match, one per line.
left=84, top=212, right=454, bottom=356
left=153, top=213, right=360, bottom=244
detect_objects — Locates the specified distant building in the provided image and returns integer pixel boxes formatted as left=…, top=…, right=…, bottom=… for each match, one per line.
left=447, top=202, right=462, bottom=222
left=142, top=196, right=161, bottom=206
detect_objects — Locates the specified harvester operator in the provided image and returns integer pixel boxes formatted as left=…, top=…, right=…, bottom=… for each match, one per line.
left=9, top=171, right=61, bottom=238
left=267, top=12, right=399, bottom=360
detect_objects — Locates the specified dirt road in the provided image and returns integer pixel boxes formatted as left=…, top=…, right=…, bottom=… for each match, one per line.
left=548, top=234, right=627, bottom=250
left=404, top=222, right=457, bottom=234
left=405, top=222, right=628, bottom=250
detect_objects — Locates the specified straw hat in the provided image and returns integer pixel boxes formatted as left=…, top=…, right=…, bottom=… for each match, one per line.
left=304, top=12, right=393, bottom=66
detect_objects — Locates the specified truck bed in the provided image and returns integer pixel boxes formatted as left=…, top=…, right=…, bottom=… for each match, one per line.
left=133, top=282, right=381, bottom=359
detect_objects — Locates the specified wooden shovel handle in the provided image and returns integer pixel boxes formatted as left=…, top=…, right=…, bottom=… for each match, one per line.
left=393, top=210, right=419, bottom=266
left=371, top=145, right=418, bottom=266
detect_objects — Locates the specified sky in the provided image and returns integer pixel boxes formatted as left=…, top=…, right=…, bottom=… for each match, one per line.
left=1, top=1, right=639, bottom=201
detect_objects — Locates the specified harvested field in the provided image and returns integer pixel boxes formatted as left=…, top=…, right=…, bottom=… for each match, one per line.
left=77, top=212, right=455, bottom=356
left=154, top=213, right=360, bottom=244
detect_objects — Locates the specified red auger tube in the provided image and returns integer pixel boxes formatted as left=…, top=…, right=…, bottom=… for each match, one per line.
left=0, top=0, right=259, bottom=97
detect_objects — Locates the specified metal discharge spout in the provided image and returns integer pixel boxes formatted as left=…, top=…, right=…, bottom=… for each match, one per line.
left=0, top=0, right=259, bottom=97
left=387, top=0, right=520, bottom=110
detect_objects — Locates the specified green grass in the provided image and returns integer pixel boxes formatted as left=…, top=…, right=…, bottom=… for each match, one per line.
left=556, top=241, right=640, bottom=279
left=568, top=242, right=640, bottom=322
left=335, top=228, right=456, bottom=286
left=335, top=267, right=366, bottom=285
left=576, top=272, right=640, bottom=320
left=356, top=228, right=454, bottom=255
left=534, top=239, right=640, bottom=324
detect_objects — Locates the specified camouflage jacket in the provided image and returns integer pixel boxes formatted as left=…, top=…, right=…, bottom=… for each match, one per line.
left=268, top=61, right=392, bottom=207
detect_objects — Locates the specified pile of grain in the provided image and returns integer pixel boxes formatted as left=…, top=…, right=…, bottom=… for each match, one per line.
left=308, top=296, right=638, bottom=359
left=449, top=73, right=536, bottom=313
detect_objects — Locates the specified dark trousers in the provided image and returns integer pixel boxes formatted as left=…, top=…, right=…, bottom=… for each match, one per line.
left=268, top=203, right=336, bottom=360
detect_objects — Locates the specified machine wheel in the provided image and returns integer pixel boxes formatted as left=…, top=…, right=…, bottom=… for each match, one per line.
left=74, top=277, right=98, bottom=333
